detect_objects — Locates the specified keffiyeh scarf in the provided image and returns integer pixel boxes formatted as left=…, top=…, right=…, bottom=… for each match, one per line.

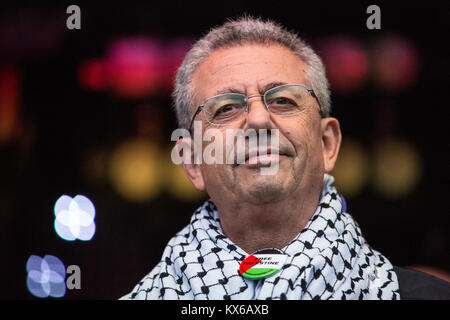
left=123, top=174, right=400, bottom=300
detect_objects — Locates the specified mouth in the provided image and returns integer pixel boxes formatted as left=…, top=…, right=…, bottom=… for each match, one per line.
left=237, top=147, right=288, bottom=167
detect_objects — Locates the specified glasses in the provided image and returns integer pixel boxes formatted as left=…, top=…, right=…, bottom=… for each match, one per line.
left=189, top=84, right=322, bottom=131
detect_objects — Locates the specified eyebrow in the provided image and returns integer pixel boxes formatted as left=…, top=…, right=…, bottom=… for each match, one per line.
left=214, top=87, right=244, bottom=95
left=259, top=82, right=287, bottom=93
left=213, top=82, right=288, bottom=96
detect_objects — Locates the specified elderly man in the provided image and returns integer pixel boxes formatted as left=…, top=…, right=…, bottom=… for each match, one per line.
left=122, top=17, right=450, bottom=300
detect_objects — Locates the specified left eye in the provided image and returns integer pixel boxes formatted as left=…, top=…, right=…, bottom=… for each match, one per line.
left=218, top=104, right=236, bottom=113
left=273, top=97, right=293, bottom=104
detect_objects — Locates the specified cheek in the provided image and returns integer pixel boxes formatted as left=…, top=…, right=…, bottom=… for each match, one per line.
left=284, top=117, right=323, bottom=164
left=201, top=163, right=230, bottom=184
left=282, top=117, right=311, bottom=152
left=199, top=164, right=219, bottom=193
left=305, top=123, right=325, bottom=168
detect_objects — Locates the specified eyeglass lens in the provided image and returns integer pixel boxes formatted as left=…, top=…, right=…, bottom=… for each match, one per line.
left=202, top=85, right=312, bottom=125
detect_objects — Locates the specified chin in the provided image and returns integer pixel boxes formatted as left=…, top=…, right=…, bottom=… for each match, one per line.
left=243, top=178, right=288, bottom=204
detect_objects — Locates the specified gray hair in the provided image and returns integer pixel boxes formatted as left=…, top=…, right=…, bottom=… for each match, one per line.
left=172, top=16, right=331, bottom=129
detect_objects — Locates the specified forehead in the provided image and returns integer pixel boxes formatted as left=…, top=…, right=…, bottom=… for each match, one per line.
left=191, top=44, right=307, bottom=101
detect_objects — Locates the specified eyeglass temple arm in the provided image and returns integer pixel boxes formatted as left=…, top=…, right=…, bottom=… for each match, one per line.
left=189, top=105, right=203, bottom=132
left=308, top=89, right=326, bottom=118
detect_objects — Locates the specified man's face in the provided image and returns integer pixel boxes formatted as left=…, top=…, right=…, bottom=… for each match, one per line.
left=189, top=44, right=328, bottom=205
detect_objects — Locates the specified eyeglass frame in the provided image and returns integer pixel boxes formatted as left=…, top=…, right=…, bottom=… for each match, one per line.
left=188, top=83, right=324, bottom=131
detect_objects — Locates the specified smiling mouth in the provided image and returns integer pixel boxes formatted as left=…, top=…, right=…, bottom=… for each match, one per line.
left=236, top=148, right=288, bottom=167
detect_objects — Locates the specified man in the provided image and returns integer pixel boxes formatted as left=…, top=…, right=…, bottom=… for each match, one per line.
left=122, top=17, right=450, bottom=300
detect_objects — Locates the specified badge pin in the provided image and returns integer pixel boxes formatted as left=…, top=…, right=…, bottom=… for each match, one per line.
left=239, top=248, right=287, bottom=280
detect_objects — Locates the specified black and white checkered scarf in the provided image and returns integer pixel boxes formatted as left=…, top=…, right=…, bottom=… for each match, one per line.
left=122, top=174, right=400, bottom=300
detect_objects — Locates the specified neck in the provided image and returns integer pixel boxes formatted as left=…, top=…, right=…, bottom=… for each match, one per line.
left=212, top=187, right=322, bottom=254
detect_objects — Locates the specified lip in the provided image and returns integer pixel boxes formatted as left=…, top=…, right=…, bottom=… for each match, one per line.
left=245, top=147, right=279, bottom=162
left=235, top=147, right=288, bottom=167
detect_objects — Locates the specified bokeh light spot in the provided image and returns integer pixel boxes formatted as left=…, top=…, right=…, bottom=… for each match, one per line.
left=26, top=255, right=66, bottom=298
left=77, top=58, right=108, bottom=91
left=373, top=138, right=422, bottom=198
left=332, top=138, right=370, bottom=197
left=0, top=65, right=20, bottom=144
left=54, top=194, right=96, bottom=241
left=108, top=139, right=162, bottom=202
left=318, top=36, right=368, bottom=94
left=372, top=35, right=419, bottom=91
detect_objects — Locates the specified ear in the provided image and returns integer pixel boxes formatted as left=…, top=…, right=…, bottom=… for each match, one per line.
left=321, top=117, right=342, bottom=173
left=176, top=138, right=206, bottom=191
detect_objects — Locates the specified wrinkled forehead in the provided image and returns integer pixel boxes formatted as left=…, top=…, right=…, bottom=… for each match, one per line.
left=191, top=43, right=308, bottom=104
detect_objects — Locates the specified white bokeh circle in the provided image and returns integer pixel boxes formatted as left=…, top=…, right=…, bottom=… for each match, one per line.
left=54, top=194, right=96, bottom=241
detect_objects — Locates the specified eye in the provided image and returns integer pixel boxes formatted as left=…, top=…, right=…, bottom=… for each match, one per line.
left=214, top=104, right=239, bottom=117
left=267, top=95, right=302, bottom=114
left=268, top=97, right=298, bottom=109
left=272, top=97, right=296, bottom=105
left=218, top=104, right=235, bottom=113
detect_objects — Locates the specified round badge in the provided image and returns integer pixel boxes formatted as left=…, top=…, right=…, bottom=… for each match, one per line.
left=239, top=248, right=287, bottom=280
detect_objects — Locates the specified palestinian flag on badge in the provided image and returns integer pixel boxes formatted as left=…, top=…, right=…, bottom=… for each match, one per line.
left=239, top=248, right=287, bottom=280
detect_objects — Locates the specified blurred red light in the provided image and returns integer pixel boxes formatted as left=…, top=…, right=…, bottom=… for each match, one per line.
left=372, top=36, right=419, bottom=91
left=76, top=37, right=193, bottom=97
left=318, top=36, right=368, bottom=94
left=77, top=59, right=108, bottom=91
left=0, top=65, right=20, bottom=144
left=105, top=37, right=164, bottom=98
left=159, top=40, right=192, bottom=91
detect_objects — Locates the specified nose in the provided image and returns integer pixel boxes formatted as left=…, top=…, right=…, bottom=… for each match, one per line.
left=244, top=95, right=272, bottom=130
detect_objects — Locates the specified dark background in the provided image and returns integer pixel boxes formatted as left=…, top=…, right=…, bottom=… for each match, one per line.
left=0, top=1, right=448, bottom=299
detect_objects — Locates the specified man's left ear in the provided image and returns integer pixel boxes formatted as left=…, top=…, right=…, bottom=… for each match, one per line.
left=321, top=117, right=342, bottom=173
